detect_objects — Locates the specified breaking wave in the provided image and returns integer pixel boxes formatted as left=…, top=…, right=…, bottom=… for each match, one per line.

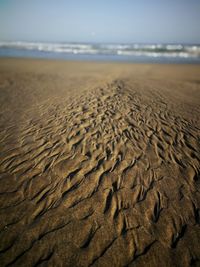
left=0, top=41, right=200, bottom=60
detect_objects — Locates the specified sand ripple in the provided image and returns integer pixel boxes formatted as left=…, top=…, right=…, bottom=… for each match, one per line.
left=0, top=60, right=200, bottom=266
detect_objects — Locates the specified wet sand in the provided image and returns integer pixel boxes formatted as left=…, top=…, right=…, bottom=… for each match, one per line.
left=0, top=58, right=200, bottom=267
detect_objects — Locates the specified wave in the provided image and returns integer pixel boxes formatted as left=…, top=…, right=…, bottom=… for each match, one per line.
left=0, top=41, right=200, bottom=59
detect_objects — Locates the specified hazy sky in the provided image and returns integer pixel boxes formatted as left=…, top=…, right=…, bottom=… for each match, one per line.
left=0, top=0, right=200, bottom=44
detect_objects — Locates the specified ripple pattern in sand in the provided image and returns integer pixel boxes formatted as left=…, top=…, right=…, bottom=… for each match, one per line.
left=0, top=79, right=200, bottom=267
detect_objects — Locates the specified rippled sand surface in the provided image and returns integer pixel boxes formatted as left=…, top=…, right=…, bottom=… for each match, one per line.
left=0, top=58, right=200, bottom=267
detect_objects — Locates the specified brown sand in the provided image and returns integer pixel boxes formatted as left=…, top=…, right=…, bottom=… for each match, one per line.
left=0, top=58, right=200, bottom=267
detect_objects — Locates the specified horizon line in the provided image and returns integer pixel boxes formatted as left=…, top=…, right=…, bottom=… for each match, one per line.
left=0, top=39, right=200, bottom=46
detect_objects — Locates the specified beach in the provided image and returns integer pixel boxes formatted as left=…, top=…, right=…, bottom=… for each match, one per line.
left=0, top=58, right=200, bottom=266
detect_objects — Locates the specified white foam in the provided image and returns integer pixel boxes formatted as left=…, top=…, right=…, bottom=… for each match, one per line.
left=0, top=41, right=200, bottom=59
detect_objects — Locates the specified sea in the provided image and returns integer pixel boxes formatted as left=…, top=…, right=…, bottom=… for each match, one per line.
left=0, top=41, right=200, bottom=63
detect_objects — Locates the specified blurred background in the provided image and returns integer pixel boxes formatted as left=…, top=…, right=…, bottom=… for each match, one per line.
left=0, top=0, right=200, bottom=63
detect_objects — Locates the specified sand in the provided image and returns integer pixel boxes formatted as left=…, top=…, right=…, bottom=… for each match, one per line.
left=0, top=58, right=200, bottom=267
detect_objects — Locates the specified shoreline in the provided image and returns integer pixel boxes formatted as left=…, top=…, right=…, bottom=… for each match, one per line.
left=1, top=55, right=200, bottom=65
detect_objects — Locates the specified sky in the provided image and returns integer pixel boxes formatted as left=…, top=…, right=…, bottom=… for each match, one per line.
left=0, top=0, right=200, bottom=44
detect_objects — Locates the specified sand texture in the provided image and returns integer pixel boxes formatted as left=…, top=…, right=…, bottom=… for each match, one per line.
left=0, top=58, right=200, bottom=267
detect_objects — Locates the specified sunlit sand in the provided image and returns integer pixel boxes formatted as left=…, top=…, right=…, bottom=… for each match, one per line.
left=0, top=58, right=200, bottom=266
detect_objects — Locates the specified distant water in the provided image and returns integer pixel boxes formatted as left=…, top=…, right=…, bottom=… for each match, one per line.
left=0, top=41, right=200, bottom=63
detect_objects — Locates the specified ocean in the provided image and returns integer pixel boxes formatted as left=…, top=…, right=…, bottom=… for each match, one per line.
left=0, top=41, right=200, bottom=63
